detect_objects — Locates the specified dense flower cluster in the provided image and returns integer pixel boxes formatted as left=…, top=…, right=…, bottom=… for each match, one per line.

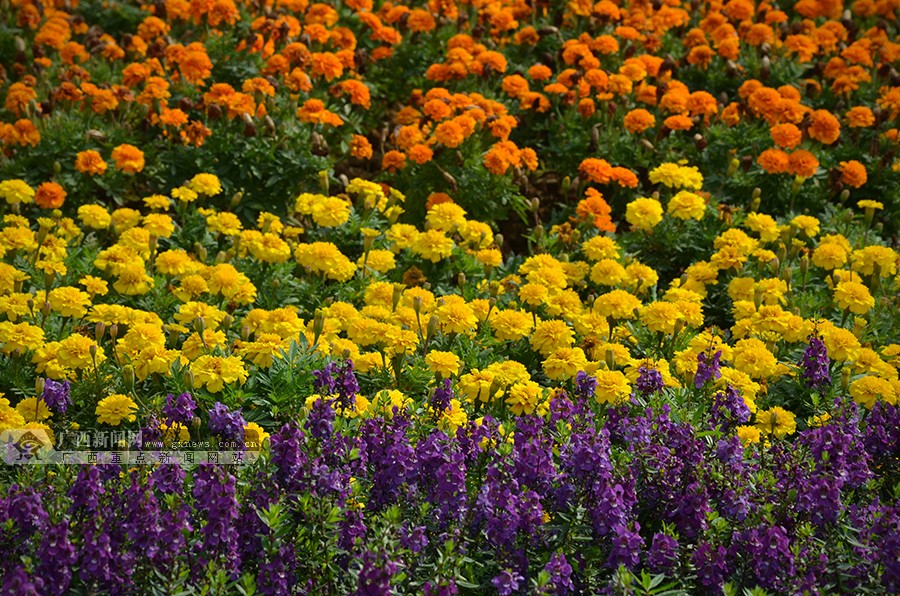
left=1, top=0, right=899, bottom=593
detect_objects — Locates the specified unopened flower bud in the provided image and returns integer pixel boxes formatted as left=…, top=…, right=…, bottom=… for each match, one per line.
left=313, top=309, right=326, bottom=342
left=241, top=325, right=251, bottom=341
left=318, top=170, right=330, bottom=194
left=123, top=365, right=135, bottom=392
left=184, top=370, right=195, bottom=391
left=392, top=285, right=404, bottom=312
left=194, top=317, right=206, bottom=333
left=800, top=255, right=809, bottom=278
left=230, top=192, right=243, bottom=208
left=727, top=157, right=740, bottom=177
left=35, top=377, right=45, bottom=396
left=95, top=322, right=106, bottom=341
left=109, top=324, right=118, bottom=340
left=42, top=301, right=51, bottom=317
left=605, top=348, right=616, bottom=371
left=413, top=296, right=423, bottom=315
left=841, top=368, right=850, bottom=393
left=426, top=314, right=440, bottom=341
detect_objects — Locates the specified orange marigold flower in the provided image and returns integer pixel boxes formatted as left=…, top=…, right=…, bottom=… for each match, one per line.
left=664, top=115, right=693, bottom=130
left=75, top=150, right=108, bottom=176
left=350, top=134, right=373, bottom=159
left=839, top=160, right=867, bottom=187
left=788, top=149, right=820, bottom=178
left=611, top=167, right=639, bottom=188
left=339, top=80, right=371, bottom=109
left=35, top=182, right=66, bottom=209
left=408, top=144, right=433, bottom=164
left=382, top=150, right=407, bottom=172
left=807, top=109, right=841, bottom=144
left=296, top=99, right=344, bottom=127
left=579, top=158, right=614, bottom=184
left=111, top=144, right=146, bottom=174
left=623, top=109, right=656, bottom=133
left=528, top=64, right=553, bottom=81
left=578, top=98, right=596, bottom=118
left=770, top=123, right=802, bottom=148
left=310, top=52, right=344, bottom=81
left=757, top=148, right=791, bottom=174
left=845, top=106, right=874, bottom=128
left=433, top=120, right=466, bottom=148
left=576, top=188, right=616, bottom=232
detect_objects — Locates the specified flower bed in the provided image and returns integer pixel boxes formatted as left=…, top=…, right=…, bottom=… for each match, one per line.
left=1, top=0, right=899, bottom=593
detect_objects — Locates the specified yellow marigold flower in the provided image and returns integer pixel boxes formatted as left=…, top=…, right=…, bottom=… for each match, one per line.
left=491, top=309, right=534, bottom=342
left=790, top=215, right=820, bottom=237
left=0, top=403, right=26, bottom=431
left=458, top=369, right=499, bottom=403
left=172, top=186, right=199, bottom=203
left=436, top=300, right=477, bottom=335
left=244, top=422, right=270, bottom=450
left=458, top=220, right=493, bottom=248
left=174, top=274, right=210, bottom=301
left=639, top=301, right=684, bottom=334
left=114, top=262, right=154, bottom=295
left=0, top=321, right=44, bottom=353
left=593, top=290, right=642, bottom=320
left=519, top=283, right=549, bottom=307
left=542, top=347, right=588, bottom=381
left=732, top=338, right=778, bottom=379
left=207, top=211, right=243, bottom=236
left=530, top=319, right=574, bottom=356
left=96, top=394, right=138, bottom=426
left=505, top=380, right=543, bottom=415
left=426, top=202, right=467, bottom=231
left=155, top=249, right=197, bottom=277
left=581, top=236, right=621, bottom=261
left=743, top=212, right=781, bottom=243
left=755, top=406, right=796, bottom=438
left=47, top=286, right=91, bottom=318
left=237, top=333, right=289, bottom=368
left=311, top=196, right=351, bottom=227
left=594, top=369, right=631, bottom=405
left=412, top=229, right=455, bottom=263
left=189, top=173, right=222, bottom=196
left=143, top=194, right=171, bottom=210
left=181, top=330, right=226, bottom=361
left=16, top=397, right=52, bottom=421
left=625, top=197, right=663, bottom=231
left=851, top=245, right=897, bottom=277
left=849, top=375, right=897, bottom=409
left=425, top=350, right=462, bottom=378
left=190, top=355, right=248, bottom=393
left=485, top=361, right=531, bottom=387
left=0, top=180, right=35, bottom=205
left=142, top=213, right=175, bottom=237
left=856, top=199, right=882, bottom=211
left=77, top=204, right=112, bottom=230
left=590, top=259, right=627, bottom=287
left=649, top=163, right=703, bottom=189
left=439, top=399, right=468, bottom=432
left=79, top=275, right=109, bottom=297
left=812, top=242, right=848, bottom=270
left=833, top=280, right=875, bottom=315
left=736, top=425, right=761, bottom=445
left=667, top=190, right=706, bottom=220
left=57, top=334, right=105, bottom=369
left=474, top=248, right=502, bottom=268
left=358, top=249, right=396, bottom=274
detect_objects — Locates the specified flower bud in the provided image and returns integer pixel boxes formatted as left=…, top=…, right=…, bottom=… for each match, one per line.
left=95, top=322, right=106, bottom=341
left=109, top=324, right=118, bottom=340
left=184, top=370, right=195, bottom=391
left=318, top=170, right=330, bottom=194
left=426, top=314, right=440, bottom=341
left=413, top=296, right=422, bottom=315
left=242, top=325, right=251, bottom=341
left=42, top=301, right=51, bottom=317
left=392, top=285, right=404, bottom=312
left=313, top=309, right=326, bottom=343
left=35, top=377, right=45, bottom=396
left=123, top=365, right=135, bottom=392
left=790, top=175, right=804, bottom=196
left=727, top=158, right=740, bottom=177
left=800, top=255, right=809, bottom=278
left=841, top=367, right=850, bottom=393
left=605, top=348, right=616, bottom=371
left=457, top=272, right=466, bottom=288
left=230, top=192, right=243, bottom=208
left=194, top=317, right=206, bottom=334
